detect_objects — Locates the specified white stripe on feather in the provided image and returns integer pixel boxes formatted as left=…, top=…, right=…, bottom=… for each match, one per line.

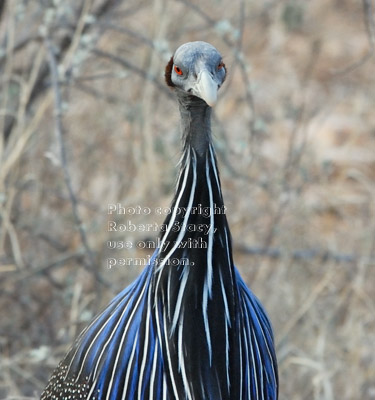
left=157, top=148, right=191, bottom=259
left=157, top=150, right=197, bottom=270
left=171, top=266, right=189, bottom=335
left=137, top=296, right=152, bottom=399
left=149, top=341, right=159, bottom=400
left=202, top=284, right=212, bottom=365
left=162, top=309, right=180, bottom=399
left=178, top=314, right=193, bottom=400
left=104, top=280, right=149, bottom=400
left=205, top=155, right=214, bottom=297
left=121, top=331, right=139, bottom=400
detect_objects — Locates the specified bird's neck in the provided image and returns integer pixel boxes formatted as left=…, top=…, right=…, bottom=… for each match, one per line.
left=155, top=93, right=234, bottom=276
left=178, top=94, right=212, bottom=157
left=152, top=94, right=238, bottom=397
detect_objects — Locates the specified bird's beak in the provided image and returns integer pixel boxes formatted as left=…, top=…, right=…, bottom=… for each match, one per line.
left=194, top=69, right=218, bottom=107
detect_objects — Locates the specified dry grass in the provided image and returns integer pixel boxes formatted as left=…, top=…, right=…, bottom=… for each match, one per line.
left=0, top=0, right=374, bottom=399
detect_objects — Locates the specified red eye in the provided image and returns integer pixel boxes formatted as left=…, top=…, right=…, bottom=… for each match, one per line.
left=174, top=65, right=183, bottom=75
left=218, top=61, right=225, bottom=70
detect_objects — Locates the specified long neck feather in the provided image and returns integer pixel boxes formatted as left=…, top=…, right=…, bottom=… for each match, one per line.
left=151, top=95, right=240, bottom=399
left=156, top=95, right=232, bottom=275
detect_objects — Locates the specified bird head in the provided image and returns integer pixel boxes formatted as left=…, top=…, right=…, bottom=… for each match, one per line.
left=165, top=41, right=226, bottom=107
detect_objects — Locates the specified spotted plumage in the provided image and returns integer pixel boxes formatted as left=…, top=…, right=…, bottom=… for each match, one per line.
left=41, top=41, right=278, bottom=400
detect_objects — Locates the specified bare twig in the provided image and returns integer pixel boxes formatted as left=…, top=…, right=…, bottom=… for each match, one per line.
left=363, top=0, right=375, bottom=48
left=236, top=244, right=375, bottom=265
left=63, top=0, right=94, bottom=69
left=277, top=266, right=337, bottom=346
left=72, top=81, right=123, bottom=104
left=331, top=0, right=375, bottom=76
left=45, top=38, right=109, bottom=288
left=72, top=71, right=127, bottom=82
left=0, top=35, right=41, bottom=66
left=0, top=0, right=15, bottom=154
left=5, top=362, right=45, bottom=391
left=175, top=0, right=215, bottom=24
left=0, top=0, right=6, bottom=22
left=1, top=250, right=85, bottom=283
left=0, top=184, right=24, bottom=268
left=262, top=40, right=321, bottom=248
left=212, top=117, right=252, bottom=180
left=92, top=48, right=172, bottom=97
left=97, top=22, right=156, bottom=49
left=1, top=0, right=122, bottom=141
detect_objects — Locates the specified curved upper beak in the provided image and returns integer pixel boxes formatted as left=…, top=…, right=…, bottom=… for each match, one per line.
left=194, top=69, right=218, bottom=107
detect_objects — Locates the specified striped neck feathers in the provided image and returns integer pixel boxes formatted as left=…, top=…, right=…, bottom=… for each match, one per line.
left=156, top=96, right=232, bottom=272
left=152, top=96, right=238, bottom=399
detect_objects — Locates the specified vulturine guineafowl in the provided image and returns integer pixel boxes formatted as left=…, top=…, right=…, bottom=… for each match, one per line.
left=41, top=41, right=278, bottom=400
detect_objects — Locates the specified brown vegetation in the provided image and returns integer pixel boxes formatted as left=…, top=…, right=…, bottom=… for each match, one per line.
left=0, top=0, right=374, bottom=399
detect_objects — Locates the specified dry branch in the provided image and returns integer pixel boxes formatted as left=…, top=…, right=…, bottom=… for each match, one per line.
left=92, top=48, right=172, bottom=97
left=236, top=244, right=375, bottom=265
left=331, top=0, right=375, bottom=75
left=45, top=38, right=109, bottom=288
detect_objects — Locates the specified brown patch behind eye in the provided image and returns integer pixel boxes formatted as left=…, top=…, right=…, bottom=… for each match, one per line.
left=221, top=61, right=227, bottom=83
left=165, top=56, right=175, bottom=87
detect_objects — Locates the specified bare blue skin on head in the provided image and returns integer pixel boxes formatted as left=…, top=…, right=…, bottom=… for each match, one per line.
left=171, top=41, right=226, bottom=107
left=168, top=41, right=226, bottom=157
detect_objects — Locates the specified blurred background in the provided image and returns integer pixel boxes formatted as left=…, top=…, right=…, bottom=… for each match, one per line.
left=0, top=0, right=374, bottom=399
